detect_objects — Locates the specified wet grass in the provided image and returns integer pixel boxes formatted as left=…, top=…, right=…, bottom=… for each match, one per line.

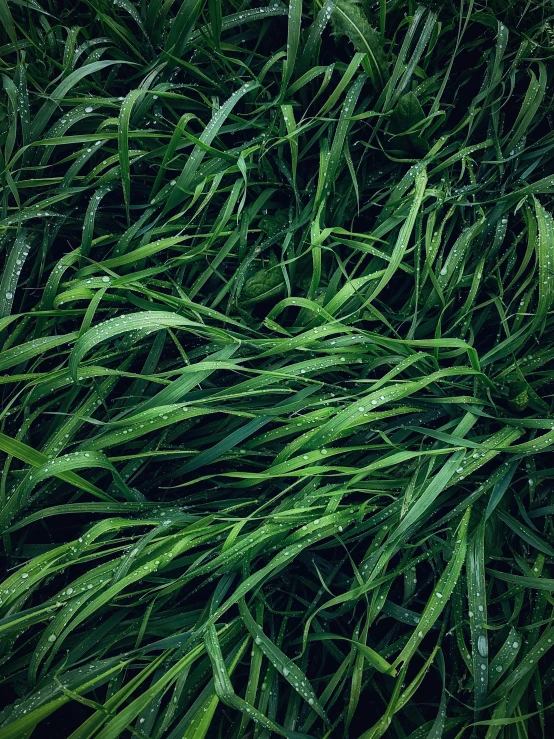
left=1, top=1, right=554, bottom=737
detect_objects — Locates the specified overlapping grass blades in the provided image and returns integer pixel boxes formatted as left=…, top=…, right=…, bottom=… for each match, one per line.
left=1, top=0, right=554, bottom=737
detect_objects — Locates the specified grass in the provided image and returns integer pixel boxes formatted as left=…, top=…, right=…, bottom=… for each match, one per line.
left=1, top=0, right=554, bottom=736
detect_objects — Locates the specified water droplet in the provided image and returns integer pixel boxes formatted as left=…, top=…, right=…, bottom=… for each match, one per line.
left=478, top=635, right=488, bottom=657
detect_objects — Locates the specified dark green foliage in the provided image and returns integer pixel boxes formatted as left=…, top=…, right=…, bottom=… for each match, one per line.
left=387, top=92, right=429, bottom=155
left=1, top=1, right=554, bottom=738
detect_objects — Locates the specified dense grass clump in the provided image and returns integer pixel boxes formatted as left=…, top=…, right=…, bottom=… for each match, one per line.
left=1, top=0, right=554, bottom=736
